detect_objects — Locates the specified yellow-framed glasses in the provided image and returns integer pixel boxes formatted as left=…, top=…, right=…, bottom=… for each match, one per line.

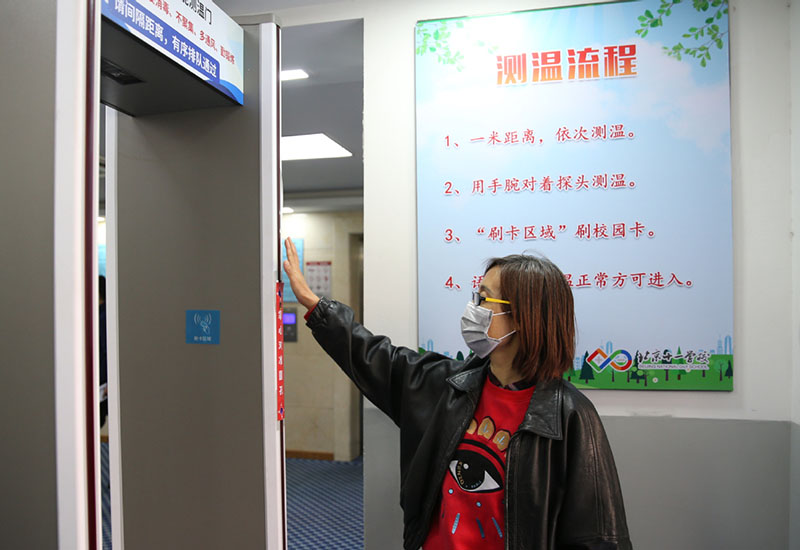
left=471, top=291, right=510, bottom=307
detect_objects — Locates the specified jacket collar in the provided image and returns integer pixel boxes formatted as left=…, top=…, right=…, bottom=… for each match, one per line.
left=518, top=378, right=563, bottom=440
left=445, top=354, right=489, bottom=395
left=447, top=363, right=564, bottom=441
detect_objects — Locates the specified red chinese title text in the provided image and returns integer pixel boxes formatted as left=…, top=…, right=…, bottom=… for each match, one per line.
left=497, top=45, right=637, bottom=85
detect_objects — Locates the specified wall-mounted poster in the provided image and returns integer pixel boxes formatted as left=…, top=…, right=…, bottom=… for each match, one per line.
left=280, top=238, right=304, bottom=304
left=415, top=0, right=733, bottom=390
left=306, top=261, right=333, bottom=298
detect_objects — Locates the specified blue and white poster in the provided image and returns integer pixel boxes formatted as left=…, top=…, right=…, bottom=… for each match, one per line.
left=280, top=238, right=304, bottom=304
left=102, top=0, right=244, bottom=104
left=415, top=1, right=733, bottom=390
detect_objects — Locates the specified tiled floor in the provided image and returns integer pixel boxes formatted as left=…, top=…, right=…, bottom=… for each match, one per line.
left=100, top=444, right=364, bottom=550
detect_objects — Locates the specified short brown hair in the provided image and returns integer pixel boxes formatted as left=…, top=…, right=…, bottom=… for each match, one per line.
left=485, top=254, right=575, bottom=381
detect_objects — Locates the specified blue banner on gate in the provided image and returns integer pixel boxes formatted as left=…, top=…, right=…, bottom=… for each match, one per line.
left=103, top=0, right=221, bottom=87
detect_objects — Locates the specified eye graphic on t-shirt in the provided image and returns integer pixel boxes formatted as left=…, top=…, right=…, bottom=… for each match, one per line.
left=448, top=445, right=503, bottom=493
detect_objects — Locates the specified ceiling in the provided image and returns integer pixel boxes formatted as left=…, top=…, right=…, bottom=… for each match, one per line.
left=217, top=1, right=365, bottom=211
left=280, top=19, right=363, bottom=199
left=218, top=0, right=345, bottom=18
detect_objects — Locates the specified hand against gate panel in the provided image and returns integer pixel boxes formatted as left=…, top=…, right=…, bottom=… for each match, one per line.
left=283, top=237, right=320, bottom=311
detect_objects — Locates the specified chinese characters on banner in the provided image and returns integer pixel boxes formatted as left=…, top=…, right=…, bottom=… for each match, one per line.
left=101, top=0, right=244, bottom=103
left=276, top=283, right=285, bottom=420
left=415, top=0, right=733, bottom=390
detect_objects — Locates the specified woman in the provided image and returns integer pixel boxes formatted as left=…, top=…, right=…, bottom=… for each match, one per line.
left=283, top=238, right=631, bottom=550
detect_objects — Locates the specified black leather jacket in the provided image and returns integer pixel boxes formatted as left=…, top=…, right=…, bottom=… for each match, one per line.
left=307, top=298, right=632, bottom=550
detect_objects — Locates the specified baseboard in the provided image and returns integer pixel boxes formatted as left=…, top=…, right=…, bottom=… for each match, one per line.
left=285, top=450, right=334, bottom=461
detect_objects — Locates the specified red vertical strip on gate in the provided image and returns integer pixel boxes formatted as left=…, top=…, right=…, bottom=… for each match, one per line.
left=276, top=282, right=285, bottom=421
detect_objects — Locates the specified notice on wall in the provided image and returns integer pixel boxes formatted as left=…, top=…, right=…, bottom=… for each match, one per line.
left=280, top=238, right=304, bottom=304
left=186, top=310, right=220, bottom=345
left=306, top=261, right=332, bottom=298
left=415, top=1, right=733, bottom=390
left=102, top=0, right=244, bottom=104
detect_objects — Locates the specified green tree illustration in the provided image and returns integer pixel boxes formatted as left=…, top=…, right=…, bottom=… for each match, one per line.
left=674, top=346, right=686, bottom=380
left=415, top=19, right=500, bottom=72
left=630, top=364, right=649, bottom=387
left=456, top=350, right=465, bottom=361
left=628, top=352, right=639, bottom=383
left=724, top=359, right=733, bottom=380
left=635, top=0, right=729, bottom=67
left=661, top=350, right=672, bottom=382
left=579, top=352, right=594, bottom=384
left=415, top=20, right=466, bottom=71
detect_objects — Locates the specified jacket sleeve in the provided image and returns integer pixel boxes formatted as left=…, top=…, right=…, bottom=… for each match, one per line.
left=557, top=393, right=633, bottom=550
left=305, top=297, right=457, bottom=427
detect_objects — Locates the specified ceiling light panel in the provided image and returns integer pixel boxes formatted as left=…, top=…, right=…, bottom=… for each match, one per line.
left=280, top=69, right=309, bottom=81
left=282, top=133, right=352, bottom=161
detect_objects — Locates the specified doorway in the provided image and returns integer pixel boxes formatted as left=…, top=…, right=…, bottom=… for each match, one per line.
left=97, top=16, right=284, bottom=550
left=279, top=18, right=365, bottom=550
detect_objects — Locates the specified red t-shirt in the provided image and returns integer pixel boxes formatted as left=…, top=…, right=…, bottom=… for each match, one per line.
left=423, top=377, right=535, bottom=550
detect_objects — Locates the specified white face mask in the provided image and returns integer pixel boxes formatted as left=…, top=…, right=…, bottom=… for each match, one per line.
left=460, top=301, right=516, bottom=358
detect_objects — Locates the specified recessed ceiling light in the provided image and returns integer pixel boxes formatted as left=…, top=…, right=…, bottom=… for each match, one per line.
left=282, top=133, right=352, bottom=161
left=282, top=206, right=295, bottom=214
left=281, top=69, right=309, bottom=81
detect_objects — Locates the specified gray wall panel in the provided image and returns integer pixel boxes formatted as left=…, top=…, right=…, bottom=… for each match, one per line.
left=363, top=406, right=403, bottom=550
left=0, top=1, right=59, bottom=548
left=600, top=417, right=789, bottom=550
left=363, top=412, right=793, bottom=549
left=115, top=25, right=267, bottom=549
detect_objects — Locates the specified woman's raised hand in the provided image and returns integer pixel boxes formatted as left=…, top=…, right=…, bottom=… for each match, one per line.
left=283, top=237, right=320, bottom=311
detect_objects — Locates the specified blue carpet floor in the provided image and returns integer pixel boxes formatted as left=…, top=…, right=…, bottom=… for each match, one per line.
left=287, top=456, right=364, bottom=550
left=100, top=444, right=364, bottom=550
left=101, top=442, right=112, bottom=550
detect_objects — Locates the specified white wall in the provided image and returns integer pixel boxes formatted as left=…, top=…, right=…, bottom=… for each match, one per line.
left=242, top=0, right=795, bottom=423
left=789, top=2, right=800, bottom=547
left=791, top=0, right=800, bottom=427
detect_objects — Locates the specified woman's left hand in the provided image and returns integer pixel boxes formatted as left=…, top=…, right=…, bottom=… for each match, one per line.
left=283, top=237, right=320, bottom=311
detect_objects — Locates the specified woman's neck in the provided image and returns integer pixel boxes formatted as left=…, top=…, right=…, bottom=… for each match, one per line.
left=489, top=342, right=522, bottom=387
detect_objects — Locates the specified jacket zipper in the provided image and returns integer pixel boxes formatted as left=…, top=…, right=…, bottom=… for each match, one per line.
left=504, top=433, right=520, bottom=550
